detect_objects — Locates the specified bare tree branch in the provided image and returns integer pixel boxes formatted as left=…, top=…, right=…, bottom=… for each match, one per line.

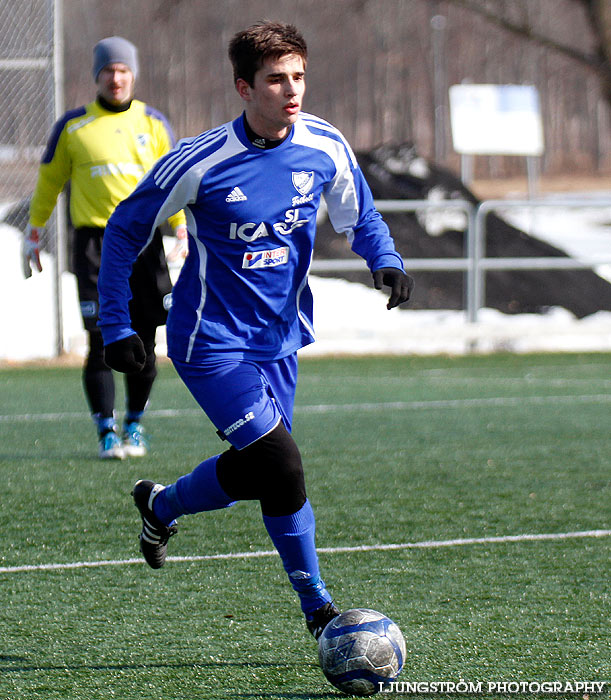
left=582, top=0, right=611, bottom=103
left=442, top=0, right=611, bottom=107
left=442, top=0, right=601, bottom=69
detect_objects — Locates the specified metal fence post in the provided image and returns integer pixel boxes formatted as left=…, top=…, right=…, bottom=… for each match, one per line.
left=53, top=0, right=65, bottom=356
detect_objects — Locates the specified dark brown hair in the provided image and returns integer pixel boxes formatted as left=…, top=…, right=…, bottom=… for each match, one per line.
left=228, top=21, right=308, bottom=86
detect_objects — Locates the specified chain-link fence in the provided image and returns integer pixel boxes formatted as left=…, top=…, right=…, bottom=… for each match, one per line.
left=0, top=0, right=67, bottom=355
left=0, top=0, right=60, bottom=249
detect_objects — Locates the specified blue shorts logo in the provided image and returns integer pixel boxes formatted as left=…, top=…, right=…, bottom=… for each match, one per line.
left=224, top=411, right=255, bottom=437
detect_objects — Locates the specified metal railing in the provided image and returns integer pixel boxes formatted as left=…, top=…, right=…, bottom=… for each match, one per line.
left=472, top=199, right=611, bottom=322
left=310, top=198, right=611, bottom=323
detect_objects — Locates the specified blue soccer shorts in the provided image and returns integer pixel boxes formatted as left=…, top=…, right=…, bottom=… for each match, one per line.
left=172, top=353, right=298, bottom=450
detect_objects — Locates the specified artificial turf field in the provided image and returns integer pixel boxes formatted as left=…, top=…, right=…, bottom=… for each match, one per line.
left=0, top=352, right=609, bottom=700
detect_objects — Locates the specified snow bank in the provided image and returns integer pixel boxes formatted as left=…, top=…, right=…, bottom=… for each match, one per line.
left=1, top=221, right=610, bottom=363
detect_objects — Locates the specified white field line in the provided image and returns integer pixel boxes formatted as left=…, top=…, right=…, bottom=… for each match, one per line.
left=305, top=376, right=611, bottom=388
left=0, top=529, right=609, bottom=575
left=1, top=393, right=610, bottom=423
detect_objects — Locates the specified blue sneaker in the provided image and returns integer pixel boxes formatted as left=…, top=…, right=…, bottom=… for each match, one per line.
left=123, top=422, right=148, bottom=457
left=99, top=429, right=125, bottom=460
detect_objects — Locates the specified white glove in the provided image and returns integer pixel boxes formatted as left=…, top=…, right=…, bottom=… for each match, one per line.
left=22, top=224, right=43, bottom=278
left=166, top=225, right=188, bottom=263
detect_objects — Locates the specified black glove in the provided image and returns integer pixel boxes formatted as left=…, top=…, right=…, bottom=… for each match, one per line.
left=103, top=334, right=146, bottom=373
left=372, top=268, right=415, bottom=309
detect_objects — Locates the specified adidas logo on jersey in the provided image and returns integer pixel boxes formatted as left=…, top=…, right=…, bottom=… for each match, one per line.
left=226, top=187, right=247, bottom=202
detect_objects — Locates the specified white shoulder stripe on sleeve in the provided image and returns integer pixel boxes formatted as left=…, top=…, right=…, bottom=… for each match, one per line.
left=299, top=113, right=358, bottom=169
left=151, top=125, right=249, bottom=224
left=292, top=117, right=360, bottom=235
left=155, top=126, right=228, bottom=189
left=155, top=128, right=220, bottom=182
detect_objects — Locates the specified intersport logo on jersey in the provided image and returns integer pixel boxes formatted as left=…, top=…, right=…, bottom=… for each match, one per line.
left=242, top=246, right=289, bottom=269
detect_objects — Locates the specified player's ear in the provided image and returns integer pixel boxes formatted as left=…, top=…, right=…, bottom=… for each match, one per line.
left=236, top=78, right=251, bottom=101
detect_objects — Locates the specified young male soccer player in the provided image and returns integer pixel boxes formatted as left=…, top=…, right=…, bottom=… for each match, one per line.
left=25, top=36, right=187, bottom=459
left=98, top=22, right=414, bottom=638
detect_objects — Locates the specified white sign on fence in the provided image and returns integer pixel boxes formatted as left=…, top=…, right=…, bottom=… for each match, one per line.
left=449, top=84, right=544, bottom=156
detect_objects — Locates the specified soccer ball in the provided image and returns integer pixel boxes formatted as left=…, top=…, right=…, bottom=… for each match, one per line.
left=318, top=608, right=406, bottom=696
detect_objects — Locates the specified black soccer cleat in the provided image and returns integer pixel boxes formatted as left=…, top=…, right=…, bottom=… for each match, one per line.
left=131, top=479, right=177, bottom=569
left=307, top=601, right=341, bottom=640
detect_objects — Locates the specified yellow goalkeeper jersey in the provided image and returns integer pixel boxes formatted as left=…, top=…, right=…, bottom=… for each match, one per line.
left=30, top=98, right=185, bottom=231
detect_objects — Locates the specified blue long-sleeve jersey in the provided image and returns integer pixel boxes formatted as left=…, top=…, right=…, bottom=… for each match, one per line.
left=98, top=112, right=404, bottom=362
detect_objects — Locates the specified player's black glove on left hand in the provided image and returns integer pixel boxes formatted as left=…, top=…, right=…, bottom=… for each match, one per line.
left=103, top=335, right=146, bottom=374
left=372, top=268, right=415, bottom=309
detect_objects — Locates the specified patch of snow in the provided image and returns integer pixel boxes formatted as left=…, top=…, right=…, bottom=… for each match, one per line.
left=2, top=191, right=611, bottom=363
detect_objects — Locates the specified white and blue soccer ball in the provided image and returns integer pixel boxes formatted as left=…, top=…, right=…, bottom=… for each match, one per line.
left=318, top=608, right=406, bottom=696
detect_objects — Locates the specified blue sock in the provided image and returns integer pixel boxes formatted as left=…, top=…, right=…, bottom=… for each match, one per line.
left=263, top=500, right=332, bottom=616
left=153, top=455, right=236, bottom=525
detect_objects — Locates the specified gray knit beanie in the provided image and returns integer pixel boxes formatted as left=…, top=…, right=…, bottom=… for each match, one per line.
left=92, top=36, right=139, bottom=80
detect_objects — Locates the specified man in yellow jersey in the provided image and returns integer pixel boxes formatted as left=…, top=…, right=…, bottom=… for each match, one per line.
left=24, top=36, right=187, bottom=459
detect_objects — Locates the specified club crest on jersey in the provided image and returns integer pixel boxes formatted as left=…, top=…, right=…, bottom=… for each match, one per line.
left=136, top=133, right=150, bottom=149
left=242, top=246, right=289, bottom=269
left=292, top=171, right=314, bottom=196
